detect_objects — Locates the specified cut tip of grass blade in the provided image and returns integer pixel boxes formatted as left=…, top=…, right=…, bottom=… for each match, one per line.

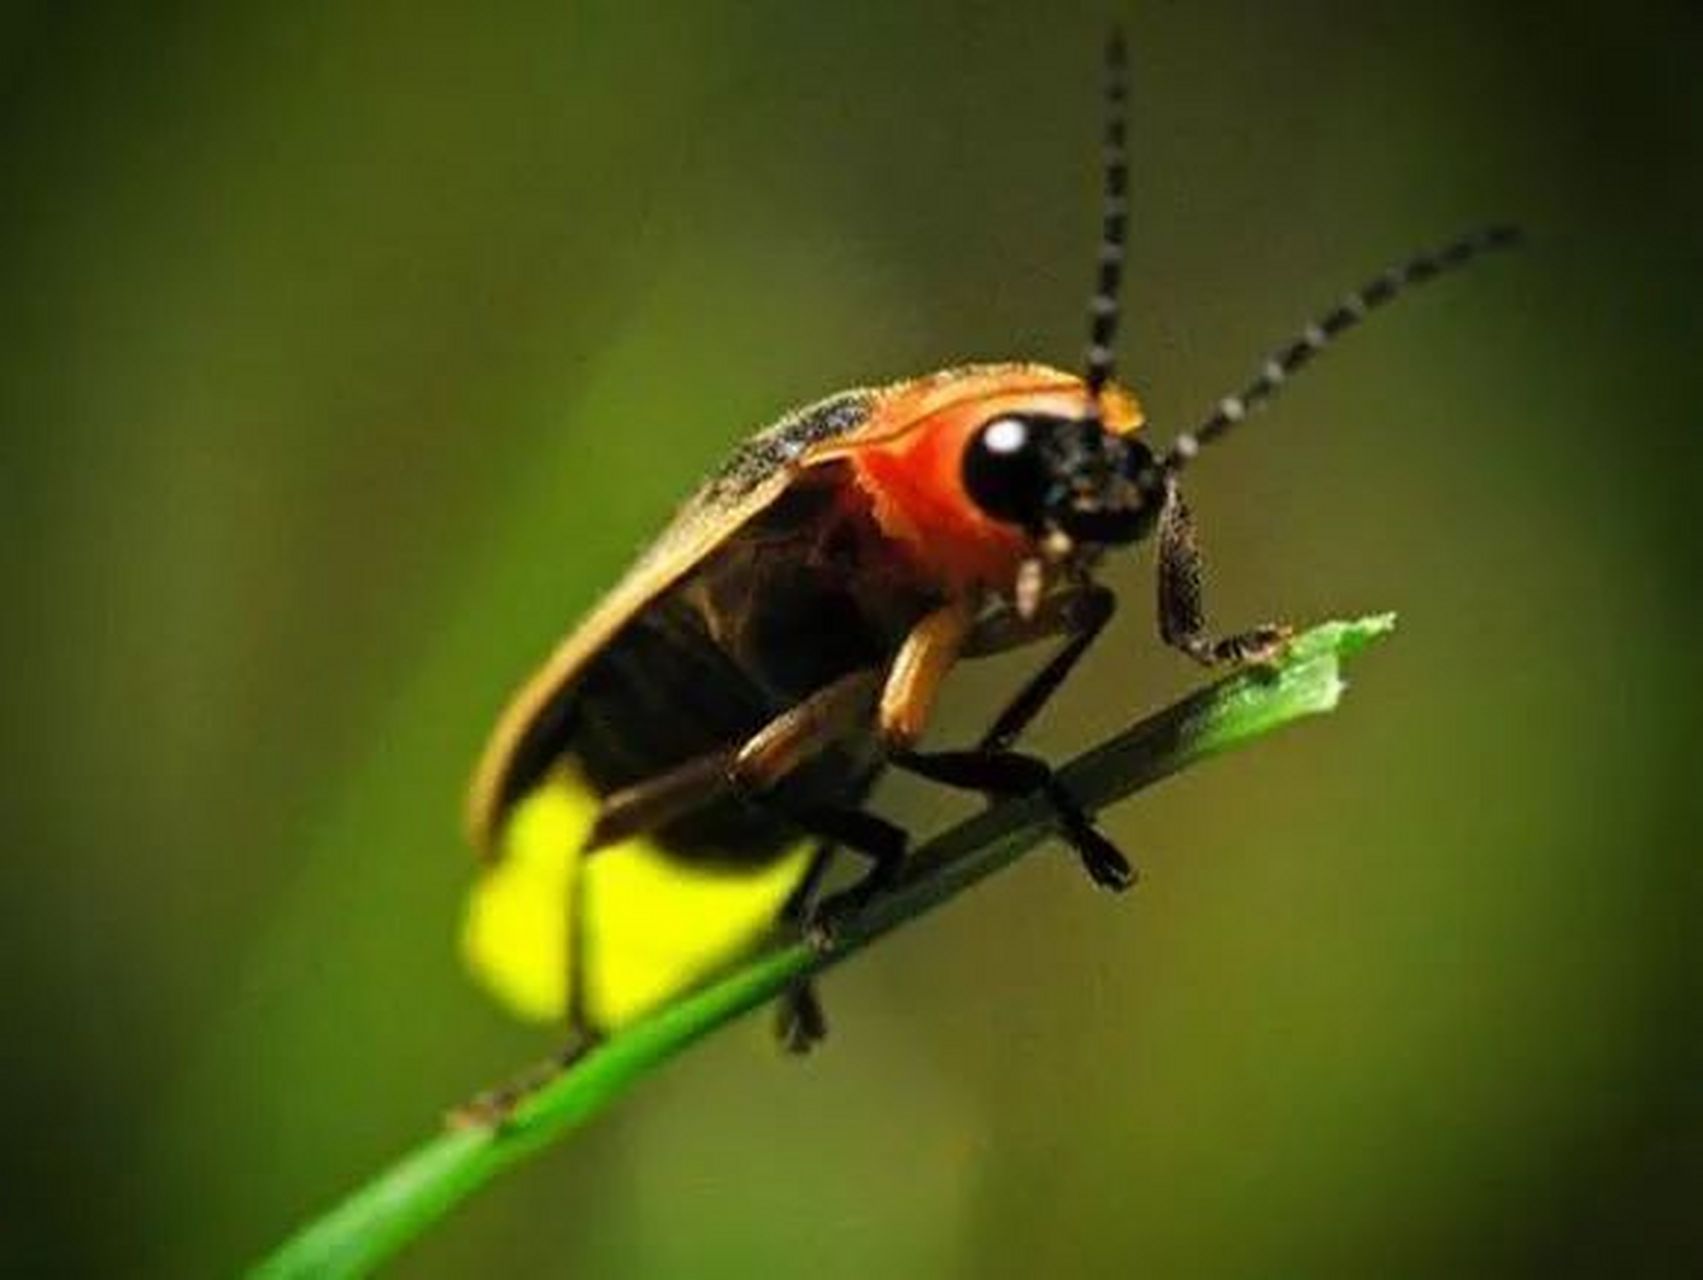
left=1293, top=611, right=1398, bottom=662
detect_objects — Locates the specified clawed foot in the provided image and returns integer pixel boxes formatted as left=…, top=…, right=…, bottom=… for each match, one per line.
left=775, top=979, right=828, bottom=1054
left=447, top=1085, right=525, bottom=1131
left=1183, top=622, right=1293, bottom=669
left=1071, top=820, right=1136, bottom=891
left=802, top=914, right=840, bottom=954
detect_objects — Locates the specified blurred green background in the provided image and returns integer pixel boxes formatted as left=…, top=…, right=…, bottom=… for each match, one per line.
left=5, top=2, right=1699, bottom=1275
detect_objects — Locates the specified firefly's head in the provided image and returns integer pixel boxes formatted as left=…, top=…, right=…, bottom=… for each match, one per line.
left=962, top=410, right=1160, bottom=549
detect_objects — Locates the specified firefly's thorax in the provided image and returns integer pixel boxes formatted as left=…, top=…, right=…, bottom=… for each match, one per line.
left=961, top=412, right=1161, bottom=550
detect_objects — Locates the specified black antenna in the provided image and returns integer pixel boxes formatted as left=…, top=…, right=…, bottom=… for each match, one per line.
left=1162, top=224, right=1522, bottom=474
left=1084, top=27, right=1130, bottom=411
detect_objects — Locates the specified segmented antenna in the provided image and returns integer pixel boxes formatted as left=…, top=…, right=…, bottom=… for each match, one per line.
left=1084, top=27, right=1130, bottom=409
left=1162, top=224, right=1522, bottom=473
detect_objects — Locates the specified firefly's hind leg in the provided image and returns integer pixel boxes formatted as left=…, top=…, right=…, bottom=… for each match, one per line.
left=775, top=843, right=834, bottom=1053
left=1157, top=480, right=1291, bottom=666
left=584, top=670, right=909, bottom=1049
left=763, top=806, right=905, bottom=1053
left=448, top=1020, right=596, bottom=1130
left=775, top=977, right=829, bottom=1055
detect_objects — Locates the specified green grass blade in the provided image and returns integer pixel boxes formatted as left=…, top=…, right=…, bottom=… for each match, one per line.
left=252, top=612, right=1396, bottom=1278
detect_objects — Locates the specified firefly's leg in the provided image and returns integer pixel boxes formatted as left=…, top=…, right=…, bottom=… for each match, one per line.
left=768, top=597, right=979, bottom=920
left=777, top=862, right=833, bottom=1056
left=588, top=673, right=909, bottom=900
left=890, top=748, right=1134, bottom=890
left=455, top=852, right=601, bottom=1127
left=448, top=1034, right=594, bottom=1130
left=587, top=669, right=885, bottom=851
left=586, top=674, right=906, bottom=1056
left=879, top=599, right=1135, bottom=892
left=1157, top=480, right=1291, bottom=665
left=965, top=584, right=1116, bottom=751
left=799, top=589, right=1112, bottom=914
left=775, top=978, right=829, bottom=1055
left=773, top=840, right=835, bottom=1053
left=766, top=805, right=905, bottom=1051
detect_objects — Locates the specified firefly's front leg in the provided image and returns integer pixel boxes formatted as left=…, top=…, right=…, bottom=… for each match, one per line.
left=1157, top=479, right=1292, bottom=666
left=964, top=584, right=1116, bottom=751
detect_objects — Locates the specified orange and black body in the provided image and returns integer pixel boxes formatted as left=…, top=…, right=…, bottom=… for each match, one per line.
left=459, top=31, right=1519, bottom=1082
left=461, top=366, right=1147, bottom=1039
left=478, top=372, right=1091, bottom=843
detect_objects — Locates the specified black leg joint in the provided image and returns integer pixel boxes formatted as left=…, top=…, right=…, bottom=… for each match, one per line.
left=775, top=978, right=828, bottom=1055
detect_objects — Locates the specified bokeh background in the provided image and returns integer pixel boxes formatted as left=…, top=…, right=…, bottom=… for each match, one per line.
left=5, top=2, right=1699, bottom=1275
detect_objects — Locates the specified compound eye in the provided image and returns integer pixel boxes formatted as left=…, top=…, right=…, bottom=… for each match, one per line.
left=963, top=415, right=1050, bottom=528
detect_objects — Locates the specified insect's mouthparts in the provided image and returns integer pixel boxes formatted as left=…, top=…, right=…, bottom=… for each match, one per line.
left=1041, top=431, right=1158, bottom=547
